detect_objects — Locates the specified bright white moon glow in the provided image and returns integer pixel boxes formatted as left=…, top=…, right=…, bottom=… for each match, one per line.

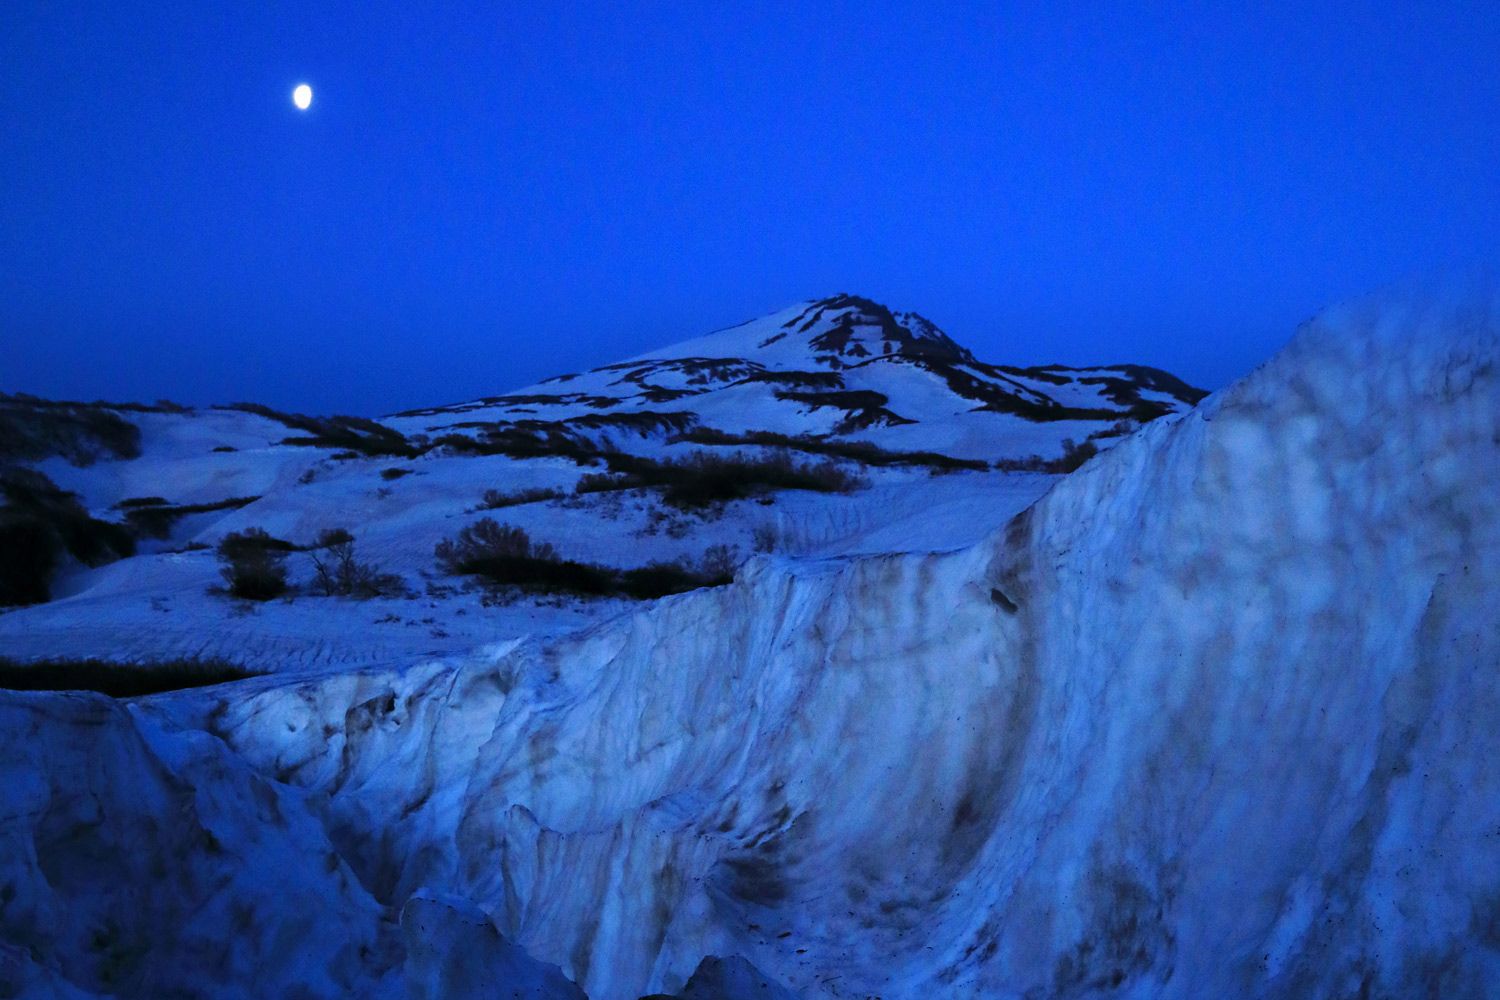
left=292, top=84, right=312, bottom=110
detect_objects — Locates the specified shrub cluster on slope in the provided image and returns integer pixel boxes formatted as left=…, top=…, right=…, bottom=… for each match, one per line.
left=575, top=450, right=866, bottom=508
left=0, top=468, right=135, bottom=606
left=430, top=411, right=697, bottom=464
left=475, top=486, right=567, bottom=510
left=773, top=388, right=916, bottom=433
left=221, top=403, right=418, bottom=458
left=213, top=526, right=402, bottom=601
left=673, top=428, right=988, bottom=472
left=0, top=656, right=263, bottom=698
left=436, top=519, right=734, bottom=599
left=0, top=393, right=143, bottom=465
left=120, top=495, right=261, bottom=539
left=992, top=437, right=1100, bottom=474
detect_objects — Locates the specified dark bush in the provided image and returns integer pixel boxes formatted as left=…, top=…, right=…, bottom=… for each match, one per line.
left=737, top=370, right=845, bottom=390
left=307, top=528, right=403, bottom=597
left=380, top=467, right=413, bottom=480
left=427, top=412, right=698, bottom=464
left=1087, top=420, right=1137, bottom=441
left=672, top=428, right=988, bottom=472
left=617, top=545, right=735, bottom=599
left=436, top=519, right=733, bottom=599
left=574, top=450, right=865, bottom=508
left=0, top=523, right=59, bottom=606
left=437, top=519, right=555, bottom=568
left=216, top=527, right=291, bottom=600
left=1052, top=438, right=1099, bottom=472
left=429, top=426, right=601, bottom=465
left=221, top=403, right=417, bottom=458
left=993, top=437, right=1100, bottom=474
left=0, top=468, right=135, bottom=606
left=0, top=393, right=143, bottom=465
left=122, top=495, right=261, bottom=539
left=574, top=471, right=635, bottom=496
left=0, top=656, right=263, bottom=698
left=116, top=496, right=169, bottom=508
left=476, top=486, right=565, bottom=510
left=773, top=389, right=915, bottom=433
left=657, top=451, right=861, bottom=508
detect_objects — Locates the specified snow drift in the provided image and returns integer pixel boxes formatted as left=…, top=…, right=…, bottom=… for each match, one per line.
left=2, top=277, right=1498, bottom=998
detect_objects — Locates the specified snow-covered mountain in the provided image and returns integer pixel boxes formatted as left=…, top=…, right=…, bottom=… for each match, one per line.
left=0, top=295, right=1202, bottom=669
left=5, top=282, right=1497, bottom=999
left=390, top=293, right=1205, bottom=461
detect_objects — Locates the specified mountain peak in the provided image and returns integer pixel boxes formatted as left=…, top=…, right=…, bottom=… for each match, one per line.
left=388, top=293, right=1206, bottom=460
left=775, top=294, right=977, bottom=367
left=626, top=293, right=976, bottom=371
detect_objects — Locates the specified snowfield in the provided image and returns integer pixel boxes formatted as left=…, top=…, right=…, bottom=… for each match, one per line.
left=2, top=283, right=1498, bottom=998
left=1, top=295, right=1194, bottom=670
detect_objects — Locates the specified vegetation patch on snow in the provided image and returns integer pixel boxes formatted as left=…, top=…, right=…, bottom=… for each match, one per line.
left=221, top=403, right=418, bottom=458
left=675, top=427, right=989, bottom=472
left=0, top=468, right=135, bottom=606
left=0, top=655, right=262, bottom=697
left=216, top=527, right=296, bottom=600
left=0, top=392, right=144, bottom=465
left=475, top=486, right=568, bottom=510
left=121, top=494, right=262, bottom=539
left=436, top=519, right=735, bottom=599
left=575, top=450, right=865, bottom=509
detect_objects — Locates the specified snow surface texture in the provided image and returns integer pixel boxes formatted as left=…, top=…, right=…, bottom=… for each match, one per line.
left=2, top=281, right=1499, bottom=998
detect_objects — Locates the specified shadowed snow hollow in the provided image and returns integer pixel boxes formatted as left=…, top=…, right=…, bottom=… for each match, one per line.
left=2, top=278, right=1498, bottom=998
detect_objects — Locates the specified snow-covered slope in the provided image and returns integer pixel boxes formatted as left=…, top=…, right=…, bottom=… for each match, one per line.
left=0, top=295, right=1200, bottom=670
left=1, top=278, right=1495, bottom=998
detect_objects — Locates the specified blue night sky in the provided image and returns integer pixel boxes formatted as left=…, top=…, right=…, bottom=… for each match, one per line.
left=3, top=2, right=1497, bottom=414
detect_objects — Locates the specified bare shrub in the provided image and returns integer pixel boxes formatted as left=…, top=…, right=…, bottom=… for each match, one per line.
left=307, top=528, right=402, bottom=597
left=699, top=543, right=739, bottom=581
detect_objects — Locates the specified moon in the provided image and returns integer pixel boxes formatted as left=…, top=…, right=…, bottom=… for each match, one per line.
left=292, top=84, right=312, bottom=110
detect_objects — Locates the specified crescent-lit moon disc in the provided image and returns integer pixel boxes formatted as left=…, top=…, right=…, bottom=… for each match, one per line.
left=293, top=84, right=313, bottom=110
